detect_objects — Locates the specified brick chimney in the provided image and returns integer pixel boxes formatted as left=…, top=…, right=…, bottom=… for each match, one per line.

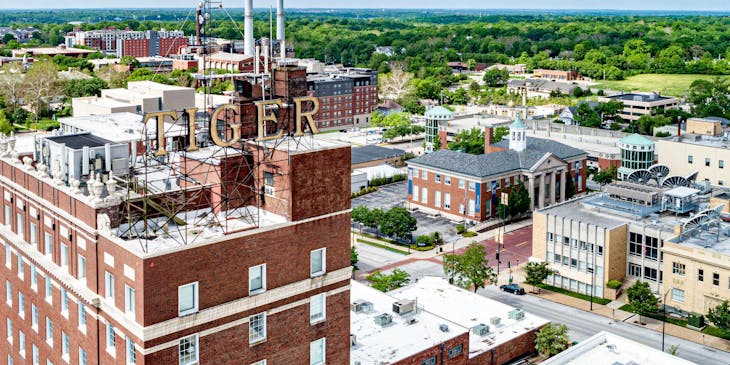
left=484, top=127, right=493, bottom=154
left=438, top=128, right=448, bottom=150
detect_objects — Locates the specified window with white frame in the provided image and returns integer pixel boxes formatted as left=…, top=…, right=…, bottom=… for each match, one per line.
left=459, top=179, right=465, bottom=189
left=249, top=312, right=266, bottom=344
left=60, top=244, right=69, bottom=270
left=310, top=338, right=326, bottom=365
left=44, top=233, right=52, bottom=256
left=79, top=347, right=87, bottom=365
left=4, top=205, right=10, bottom=226
left=5, top=280, right=11, bottom=307
left=77, top=255, right=86, bottom=281
left=468, top=181, right=476, bottom=191
left=435, top=174, right=441, bottom=183
left=45, top=276, right=52, bottom=303
left=18, top=330, right=24, bottom=357
left=444, top=176, right=451, bottom=185
left=310, top=248, right=326, bottom=277
left=7, top=355, right=12, bottom=365
left=444, top=193, right=451, bottom=209
left=17, top=292, right=23, bottom=318
left=104, top=271, right=115, bottom=300
left=421, top=170, right=428, bottom=179
left=29, top=223, right=37, bottom=244
left=125, top=336, right=136, bottom=364
left=412, top=185, right=419, bottom=201
left=30, top=265, right=37, bottom=291
left=125, top=285, right=135, bottom=316
left=16, top=214, right=23, bottom=239
left=672, top=262, right=686, bottom=276
left=434, top=191, right=441, bottom=207
left=178, top=282, right=199, bottom=316
left=106, top=323, right=115, bottom=354
left=178, top=334, right=198, bottom=365
left=31, top=304, right=38, bottom=331
left=17, top=256, right=23, bottom=279
left=45, top=317, right=53, bottom=346
left=421, top=187, right=428, bottom=203
left=5, top=245, right=10, bottom=268
left=61, top=289, right=68, bottom=316
left=32, top=344, right=38, bottom=365
left=310, top=293, right=326, bottom=324
left=78, top=302, right=87, bottom=331
left=249, top=264, right=266, bottom=294
left=6, top=317, right=12, bottom=343
left=62, top=331, right=69, bottom=360
left=671, top=288, right=685, bottom=303
left=250, top=361, right=267, bottom=365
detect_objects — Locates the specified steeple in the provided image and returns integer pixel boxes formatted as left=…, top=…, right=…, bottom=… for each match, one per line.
left=509, top=112, right=527, bottom=152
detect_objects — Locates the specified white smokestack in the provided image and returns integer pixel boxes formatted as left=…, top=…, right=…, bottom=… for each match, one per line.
left=280, top=40, right=286, bottom=59
left=244, top=0, right=254, bottom=56
left=276, top=0, right=284, bottom=41
left=254, top=45, right=260, bottom=75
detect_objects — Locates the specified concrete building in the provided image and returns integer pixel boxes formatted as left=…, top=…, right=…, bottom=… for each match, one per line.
left=408, top=115, right=588, bottom=222
left=390, top=277, right=549, bottom=365
left=542, top=331, right=697, bottom=365
left=72, top=81, right=195, bottom=117
left=597, top=93, right=679, bottom=122
left=11, top=46, right=97, bottom=58
left=617, top=134, right=656, bottom=180
left=0, top=104, right=352, bottom=364
left=656, top=135, right=730, bottom=188
left=685, top=117, right=724, bottom=137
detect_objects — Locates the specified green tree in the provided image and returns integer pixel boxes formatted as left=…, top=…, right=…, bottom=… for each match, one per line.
left=369, top=111, right=385, bottom=126
left=688, top=77, right=730, bottom=119
left=351, top=246, right=359, bottom=269
left=351, top=205, right=370, bottom=233
left=564, top=171, right=576, bottom=200
left=443, top=243, right=496, bottom=292
left=524, top=261, right=554, bottom=293
left=379, top=207, right=417, bottom=240
left=119, top=55, right=141, bottom=68
left=627, top=281, right=658, bottom=323
left=535, top=323, right=570, bottom=356
left=592, top=165, right=617, bottom=185
left=63, top=77, right=109, bottom=98
left=412, top=77, right=442, bottom=100
left=492, top=126, right=509, bottom=143
left=597, top=100, right=625, bottom=123
left=504, top=180, right=531, bottom=219
left=1, top=34, right=14, bottom=44
left=483, top=67, right=510, bottom=87
left=364, top=208, right=385, bottom=236
left=0, top=110, right=14, bottom=136
left=448, top=127, right=484, bottom=154
left=367, top=268, right=411, bottom=292
left=707, top=300, right=730, bottom=331
left=24, top=59, right=59, bottom=122
left=379, top=112, right=411, bottom=128
left=574, top=102, right=601, bottom=128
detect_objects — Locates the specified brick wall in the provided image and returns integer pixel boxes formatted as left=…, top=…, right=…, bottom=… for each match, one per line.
left=468, top=327, right=540, bottom=365
left=392, top=331, right=469, bottom=365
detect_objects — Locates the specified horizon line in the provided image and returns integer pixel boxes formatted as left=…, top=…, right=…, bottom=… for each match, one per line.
left=1, top=7, right=730, bottom=12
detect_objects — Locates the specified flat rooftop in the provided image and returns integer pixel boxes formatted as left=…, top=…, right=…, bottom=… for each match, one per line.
left=59, top=113, right=187, bottom=143
left=446, top=116, right=513, bottom=131
left=664, top=135, right=730, bottom=149
left=44, top=133, right=113, bottom=149
left=351, top=145, right=405, bottom=165
left=258, top=135, right=348, bottom=154
left=602, top=92, right=676, bottom=103
left=350, top=281, right=467, bottom=364
left=542, top=331, right=697, bottom=365
left=390, top=277, right=549, bottom=358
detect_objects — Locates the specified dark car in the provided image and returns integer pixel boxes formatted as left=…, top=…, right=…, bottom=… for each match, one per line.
left=500, top=284, right=526, bottom=295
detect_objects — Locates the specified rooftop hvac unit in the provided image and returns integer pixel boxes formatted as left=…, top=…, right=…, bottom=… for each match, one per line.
left=392, top=299, right=416, bottom=315
left=471, top=324, right=490, bottom=337
left=508, top=309, right=525, bottom=320
left=406, top=317, right=418, bottom=325
left=350, top=334, right=357, bottom=346
left=489, top=316, right=501, bottom=326
left=351, top=300, right=373, bottom=314
left=439, top=324, right=449, bottom=332
left=374, top=313, right=393, bottom=327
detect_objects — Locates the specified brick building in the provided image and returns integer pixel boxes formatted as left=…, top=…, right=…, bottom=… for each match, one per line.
left=0, top=74, right=351, bottom=364
left=533, top=69, right=580, bottom=81
left=306, top=68, right=378, bottom=130
left=65, top=28, right=188, bottom=58
left=407, top=115, right=588, bottom=222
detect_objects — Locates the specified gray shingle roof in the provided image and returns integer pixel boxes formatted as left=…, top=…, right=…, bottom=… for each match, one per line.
left=408, top=137, right=586, bottom=178
left=352, top=145, right=406, bottom=165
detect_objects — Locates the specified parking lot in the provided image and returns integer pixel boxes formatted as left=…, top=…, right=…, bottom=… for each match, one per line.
left=352, top=182, right=460, bottom=243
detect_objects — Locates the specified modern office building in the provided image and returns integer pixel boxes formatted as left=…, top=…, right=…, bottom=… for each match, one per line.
left=0, top=80, right=352, bottom=364
left=656, top=135, right=730, bottom=188
left=72, top=81, right=195, bottom=117
left=408, top=115, right=588, bottom=222
left=597, top=92, right=679, bottom=122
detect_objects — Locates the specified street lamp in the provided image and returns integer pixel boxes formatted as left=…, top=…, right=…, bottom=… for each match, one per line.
left=587, top=267, right=595, bottom=311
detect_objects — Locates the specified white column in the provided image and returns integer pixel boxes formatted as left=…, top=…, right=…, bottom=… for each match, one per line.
left=560, top=169, right=567, bottom=202
left=550, top=172, right=556, bottom=205
left=528, top=176, right=535, bottom=211
left=538, top=174, right=546, bottom=209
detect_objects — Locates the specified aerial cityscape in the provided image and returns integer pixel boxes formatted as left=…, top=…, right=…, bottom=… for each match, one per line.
left=2, top=1, right=730, bottom=364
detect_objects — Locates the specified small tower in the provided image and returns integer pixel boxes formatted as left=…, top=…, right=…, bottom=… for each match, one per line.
left=509, top=112, right=527, bottom=152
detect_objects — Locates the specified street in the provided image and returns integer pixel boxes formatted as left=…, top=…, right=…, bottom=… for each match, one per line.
left=480, top=285, right=730, bottom=365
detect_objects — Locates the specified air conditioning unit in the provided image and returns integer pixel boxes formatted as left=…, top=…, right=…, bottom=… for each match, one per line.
left=406, top=317, right=418, bottom=325
left=264, top=185, right=275, bottom=196
left=509, top=309, right=525, bottom=320
left=350, top=334, right=357, bottom=346
left=351, top=300, right=373, bottom=314
left=489, top=316, right=501, bottom=326
left=439, top=324, right=449, bottom=332
left=374, top=313, right=393, bottom=327
left=393, top=299, right=416, bottom=315
left=471, top=324, right=490, bottom=336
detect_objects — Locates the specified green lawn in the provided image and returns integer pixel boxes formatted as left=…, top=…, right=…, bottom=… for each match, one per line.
left=356, top=238, right=410, bottom=255
left=597, top=74, right=729, bottom=96
left=536, top=283, right=612, bottom=305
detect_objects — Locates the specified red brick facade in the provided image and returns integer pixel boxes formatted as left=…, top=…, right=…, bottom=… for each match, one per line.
left=120, top=38, right=149, bottom=58
left=393, top=332, right=469, bottom=365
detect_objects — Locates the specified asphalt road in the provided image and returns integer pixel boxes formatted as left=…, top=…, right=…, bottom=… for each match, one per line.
left=480, top=285, right=730, bottom=365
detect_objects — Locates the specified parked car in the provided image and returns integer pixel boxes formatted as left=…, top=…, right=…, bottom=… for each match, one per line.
left=500, top=284, right=525, bottom=295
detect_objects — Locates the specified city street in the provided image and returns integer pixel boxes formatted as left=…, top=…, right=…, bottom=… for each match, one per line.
left=479, top=285, right=730, bottom=365
left=454, top=225, right=533, bottom=273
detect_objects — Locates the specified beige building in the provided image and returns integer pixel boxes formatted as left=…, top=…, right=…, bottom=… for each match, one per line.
left=72, top=81, right=195, bottom=117
left=597, top=92, right=679, bottom=122
left=685, top=117, right=723, bottom=136
left=656, top=136, right=730, bottom=187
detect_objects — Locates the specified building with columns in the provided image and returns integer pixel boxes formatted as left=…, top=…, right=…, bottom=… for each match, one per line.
left=407, top=115, right=588, bottom=222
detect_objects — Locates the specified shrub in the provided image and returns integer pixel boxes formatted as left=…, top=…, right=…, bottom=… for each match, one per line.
left=606, top=279, right=622, bottom=289
left=455, top=224, right=466, bottom=234
left=462, top=231, right=477, bottom=237
left=351, top=186, right=377, bottom=198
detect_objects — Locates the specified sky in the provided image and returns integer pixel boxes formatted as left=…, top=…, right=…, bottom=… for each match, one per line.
left=2, top=0, right=730, bottom=11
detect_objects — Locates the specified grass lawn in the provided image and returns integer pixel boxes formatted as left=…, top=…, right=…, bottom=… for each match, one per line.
left=597, top=74, right=729, bottom=96
left=536, top=283, right=612, bottom=305
left=356, top=238, right=410, bottom=255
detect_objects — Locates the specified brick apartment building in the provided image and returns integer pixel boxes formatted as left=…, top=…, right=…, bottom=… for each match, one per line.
left=306, top=68, right=378, bottom=130
left=0, top=67, right=351, bottom=363
left=407, top=116, right=588, bottom=222
left=65, top=28, right=188, bottom=58
left=533, top=69, right=580, bottom=81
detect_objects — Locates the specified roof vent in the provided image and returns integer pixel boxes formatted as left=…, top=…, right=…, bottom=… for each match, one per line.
left=508, top=309, right=525, bottom=320
left=406, top=317, right=418, bottom=325
left=351, top=300, right=373, bottom=314
left=489, top=316, right=501, bottom=326
left=374, top=313, right=393, bottom=327
left=471, top=324, right=490, bottom=336
left=393, top=299, right=416, bottom=315
left=439, top=324, right=449, bottom=332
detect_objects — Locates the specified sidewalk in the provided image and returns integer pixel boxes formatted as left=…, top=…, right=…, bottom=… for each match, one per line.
left=509, top=266, right=730, bottom=352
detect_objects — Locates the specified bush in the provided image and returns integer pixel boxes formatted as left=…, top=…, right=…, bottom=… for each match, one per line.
left=462, top=231, right=477, bottom=237
left=351, top=186, right=377, bottom=198
left=655, top=131, right=672, bottom=137
left=606, top=279, right=622, bottom=289
left=688, top=313, right=705, bottom=328
left=455, top=224, right=466, bottom=234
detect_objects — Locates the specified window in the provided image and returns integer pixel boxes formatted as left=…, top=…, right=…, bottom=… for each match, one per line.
left=178, top=282, right=198, bottom=316
left=421, top=170, right=427, bottom=179
left=263, top=172, right=274, bottom=186
left=249, top=264, right=266, bottom=294
left=79, top=347, right=87, bottom=365
left=78, top=302, right=86, bottom=330
left=17, top=293, right=23, bottom=318
left=106, top=323, right=115, bottom=353
left=434, top=191, right=441, bottom=208
left=46, top=317, right=53, bottom=346
left=706, top=158, right=711, bottom=167
left=179, top=334, right=198, bottom=365
left=30, top=265, right=37, bottom=291
left=629, top=263, right=641, bottom=277
left=62, top=332, right=70, bottom=359
left=61, top=289, right=68, bottom=315
left=60, top=244, right=69, bottom=269
left=7, top=355, right=12, bottom=365
left=32, top=344, right=38, bottom=365
left=125, top=337, right=136, bottom=364
left=671, top=288, right=685, bottom=303
left=688, top=155, right=693, bottom=164
left=444, top=176, right=451, bottom=185
left=31, top=304, right=38, bottom=331
left=250, top=361, right=267, bottom=365
left=310, top=248, right=326, bottom=277
left=448, top=344, right=463, bottom=358
left=125, top=285, right=135, bottom=315
left=6, top=318, right=12, bottom=342
left=444, top=193, right=451, bottom=209
left=458, top=179, right=465, bottom=189
left=104, top=272, right=115, bottom=300
left=310, top=293, right=326, bottom=324
left=16, top=214, right=22, bottom=238
left=44, top=233, right=52, bottom=256
left=30, top=223, right=37, bottom=244
left=644, top=267, right=657, bottom=281
left=4, top=206, right=9, bottom=226
left=5, top=281, right=10, bottom=306
left=4, top=245, right=10, bottom=268
left=468, top=181, right=476, bottom=191
left=629, top=232, right=643, bottom=256
left=310, top=338, right=326, bottom=365
left=698, top=269, right=704, bottom=282
left=412, top=184, right=419, bottom=201
left=713, top=272, right=720, bottom=286
left=421, top=187, right=428, bottom=203
left=672, top=262, right=685, bottom=276
left=45, top=276, right=52, bottom=303
left=249, top=312, right=266, bottom=344
left=18, top=330, right=24, bottom=357
left=422, top=357, right=437, bottom=365
left=77, top=255, right=86, bottom=281
left=435, top=174, right=441, bottom=183
left=721, top=160, right=725, bottom=169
